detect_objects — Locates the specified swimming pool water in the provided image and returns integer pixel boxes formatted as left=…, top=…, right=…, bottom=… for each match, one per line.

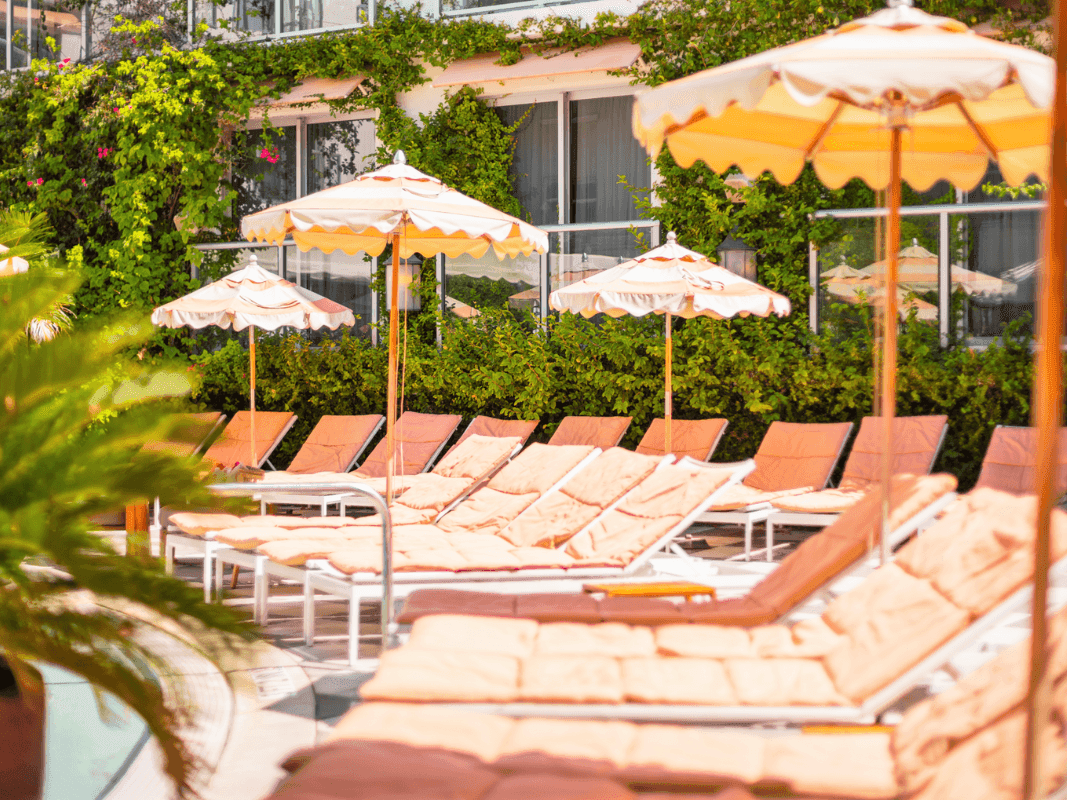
left=38, top=664, right=148, bottom=800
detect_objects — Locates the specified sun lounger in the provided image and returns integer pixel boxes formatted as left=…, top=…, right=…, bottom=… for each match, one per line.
left=359, top=487, right=1067, bottom=725
left=548, top=415, right=632, bottom=448
left=251, top=410, right=459, bottom=515
left=330, top=415, right=538, bottom=514
left=634, top=417, right=728, bottom=461
left=396, top=472, right=957, bottom=625
left=168, top=432, right=524, bottom=612
left=210, top=433, right=528, bottom=622
left=201, top=410, right=297, bottom=470
left=973, top=424, right=1067, bottom=496
left=252, top=414, right=384, bottom=514
left=698, top=421, right=853, bottom=560
left=447, top=415, right=539, bottom=453
left=91, top=412, right=228, bottom=531
left=294, top=455, right=753, bottom=664
left=765, top=414, right=948, bottom=544
left=178, top=441, right=603, bottom=628
left=262, top=600, right=1067, bottom=800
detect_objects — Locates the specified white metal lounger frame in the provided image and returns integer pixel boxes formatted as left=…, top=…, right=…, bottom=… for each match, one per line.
left=427, top=554, right=1067, bottom=726
left=150, top=412, right=229, bottom=539
left=302, top=457, right=755, bottom=665
left=212, top=445, right=614, bottom=631
left=697, top=423, right=854, bottom=562
left=213, top=439, right=532, bottom=623
left=161, top=413, right=298, bottom=600
left=762, top=421, right=951, bottom=544
left=255, top=416, right=386, bottom=515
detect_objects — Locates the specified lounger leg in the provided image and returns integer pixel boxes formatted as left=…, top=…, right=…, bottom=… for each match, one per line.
left=348, top=588, right=361, bottom=667
left=254, top=559, right=268, bottom=626
left=766, top=518, right=775, bottom=563
left=164, top=535, right=175, bottom=575
left=214, top=550, right=225, bottom=601
left=744, top=519, right=753, bottom=561
left=321, top=498, right=327, bottom=516
left=204, top=547, right=214, bottom=604
left=303, top=577, right=315, bottom=647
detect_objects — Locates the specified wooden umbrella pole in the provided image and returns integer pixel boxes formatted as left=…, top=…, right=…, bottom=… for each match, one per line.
left=249, top=324, right=257, bottom=467
left=879, top=126, right=902, bottom=566
left=1024, top=3, right=1067, bottom=795
left=385, top=232, right=401, bottom=505
left=665, top=312, right=673, bottom=454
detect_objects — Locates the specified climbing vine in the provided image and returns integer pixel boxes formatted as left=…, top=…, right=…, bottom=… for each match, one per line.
left=0, top=0, right=1050, bottom=479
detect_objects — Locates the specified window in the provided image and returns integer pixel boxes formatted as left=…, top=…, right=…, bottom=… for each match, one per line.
left=227, top=115, right=378, bottom=338
left=0, top=0, right=85, bottom=69
left=222, top=0, right=369, bottom=36
left=441, top=92, right=654, bottom=321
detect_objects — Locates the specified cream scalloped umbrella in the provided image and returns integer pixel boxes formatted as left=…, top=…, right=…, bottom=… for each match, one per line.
left=632, top=0, right=1055, bottom=785
left=633, top=0, right=1052, bottom=549
left=152, top=256, right=355, bottom=465
left=550, top=232, right=790, bottom=452
left=241, top=151, right=547, bottom=503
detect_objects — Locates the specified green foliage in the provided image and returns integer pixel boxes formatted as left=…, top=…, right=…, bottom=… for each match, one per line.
left=0, top=211, right=255, bottom=796
left=192, top=307, right=1038, bottom=488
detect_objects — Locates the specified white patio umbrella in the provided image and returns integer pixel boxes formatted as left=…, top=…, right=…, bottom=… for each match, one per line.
left=0, top=244, right=29, bottom=277
left=632, top=0, right=1051, bottom=561
left=240, top=151, right=546, bottom=503
left=151, top=256, right=355, bottom=465
left=550, top=232, right=790, bottom=452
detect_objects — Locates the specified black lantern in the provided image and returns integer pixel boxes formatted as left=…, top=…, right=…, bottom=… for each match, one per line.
left=717, top=229, right=758, bottom=282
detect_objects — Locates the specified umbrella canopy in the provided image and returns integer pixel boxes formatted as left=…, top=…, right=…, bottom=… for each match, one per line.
left=0, top=244, right=29, bottom=277
left=860, top=240, right=1015, bottom=297
left=152, top=257, right=355, bottom=464
left=633, top=3, right=1052, bottom=193
left=550, top=232, right=790, bottom=451
left=151, top=259, right=355, bottom=331
left=551, top=231, right=790, bottom=319
left=240, top=152, right=547, bottom=260
left=820, top=258, right=866, bottom=281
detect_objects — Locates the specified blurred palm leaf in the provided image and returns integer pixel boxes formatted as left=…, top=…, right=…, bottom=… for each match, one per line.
left=0, top=213, right=256, bottom=797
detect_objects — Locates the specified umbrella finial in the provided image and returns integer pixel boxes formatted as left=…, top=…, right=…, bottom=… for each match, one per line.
left=667, top=231, right=677, bottom=244
left=249, top=254, right=258, bottom=266
left=912, top=238, right=918, bottom=246
left=887, top=0, right=914, bottom=6
left=393, top=150, right=407, bottom=165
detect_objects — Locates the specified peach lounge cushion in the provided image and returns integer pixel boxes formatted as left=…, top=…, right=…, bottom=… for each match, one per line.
left=286, top=414, right=383, bottom=474
left=548, top=416, right=632, bottom=448
left=635, top=418, right=728, bottom=461
left=744, top=420, right=853, bottom=493
left=973, top=425, right=1067, bottom=496
left=351, top=411, right=462, bottom=478
left=202, top=410, right=295, bottom=469
left=269, top=591, right=1067, bottom=800
left=446, top=416, right=539, bottom=454
left=361, top=489, right=1055, bottom=710
left=836, top=415, right=948, bottom=491
left=396, top=473, right=957, bottom=626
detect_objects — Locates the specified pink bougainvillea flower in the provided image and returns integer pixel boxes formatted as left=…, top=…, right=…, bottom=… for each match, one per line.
left=36, top=178, right=43, bottom=185
left=113, top=106, right=120, bottom=113
left=81, top=178, right=87, bottom=186
left=26, top=180, right=32, bottom=187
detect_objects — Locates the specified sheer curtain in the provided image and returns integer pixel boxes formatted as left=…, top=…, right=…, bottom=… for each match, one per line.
left=569, top=96, right=650, bottom=259
left=290, top=119, right=376, bottom=336
left=497, top=102, right=558, bottom=226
